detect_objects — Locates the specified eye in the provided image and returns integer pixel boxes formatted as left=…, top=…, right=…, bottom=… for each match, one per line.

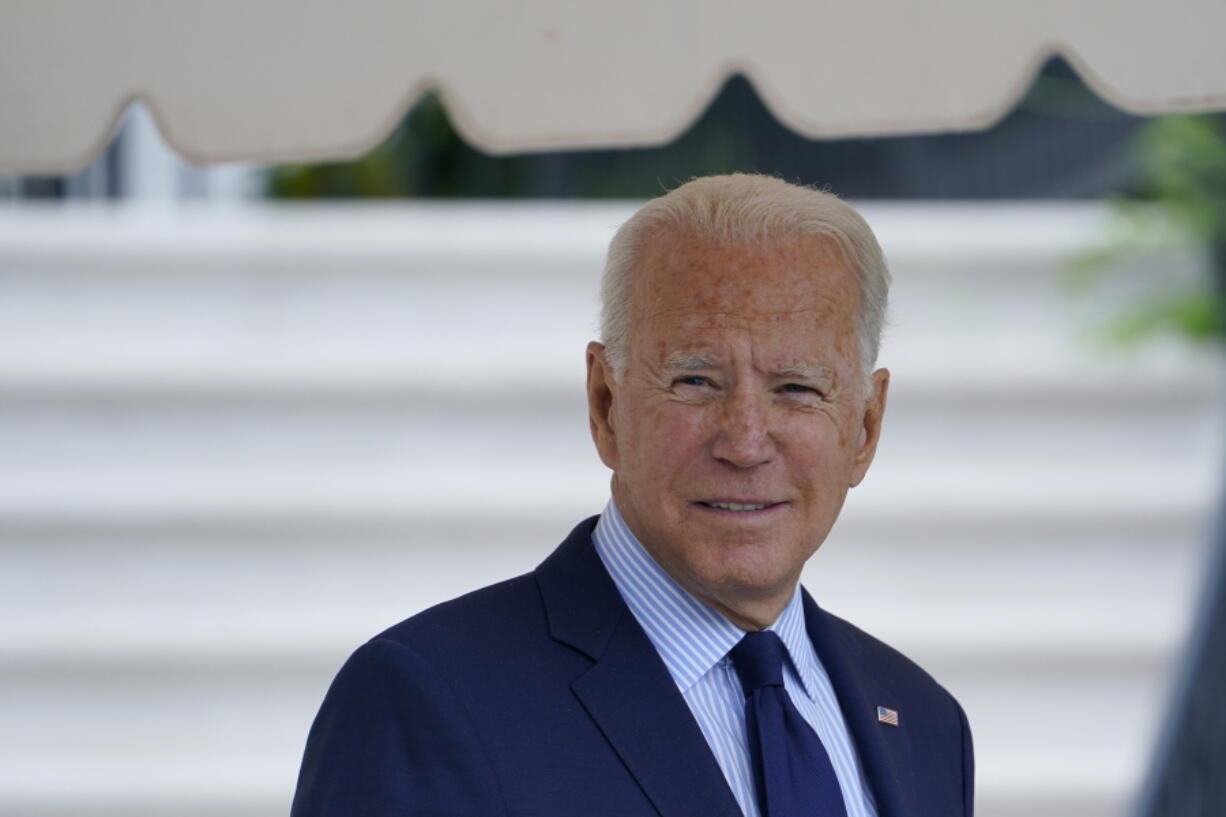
left=674, top=375, right=715, bottom=388
left=777, top=383, right=824, bottom=400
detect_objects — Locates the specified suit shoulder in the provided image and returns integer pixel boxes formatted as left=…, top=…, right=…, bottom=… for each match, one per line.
left=822, top=608, right=959, bottom=704
left=368, top=572, right=546, bottom=658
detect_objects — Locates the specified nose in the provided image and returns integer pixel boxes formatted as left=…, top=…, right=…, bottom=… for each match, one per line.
left=710, top=387, right=775, bottom=469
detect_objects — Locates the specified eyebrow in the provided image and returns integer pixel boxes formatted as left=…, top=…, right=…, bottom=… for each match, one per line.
left=775, top=364, right=836, bottom=382
left=662, top=353, right=718, bottom=371
left=662, top=353, right=834, bottom=382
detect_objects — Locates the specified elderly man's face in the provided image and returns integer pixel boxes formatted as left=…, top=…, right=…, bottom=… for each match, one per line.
left=586, top=230, right=888, bottom=628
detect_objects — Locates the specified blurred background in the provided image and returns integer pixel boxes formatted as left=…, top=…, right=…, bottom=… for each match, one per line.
left=2, top=56, right=1224, bottom=817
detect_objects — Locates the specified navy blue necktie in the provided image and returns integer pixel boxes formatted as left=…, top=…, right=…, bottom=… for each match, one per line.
left=730, top=630, right=850, bottom=817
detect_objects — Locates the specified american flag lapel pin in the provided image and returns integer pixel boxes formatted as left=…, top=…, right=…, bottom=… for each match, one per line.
left=877, top=706, right=900, bottom=727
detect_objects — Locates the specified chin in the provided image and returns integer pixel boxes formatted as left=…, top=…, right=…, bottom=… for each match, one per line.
left=691, top=545, right=796, bottom=599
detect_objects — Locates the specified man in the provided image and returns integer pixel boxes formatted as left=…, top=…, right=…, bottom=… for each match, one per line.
left=291, top=174, right=973, bottom=817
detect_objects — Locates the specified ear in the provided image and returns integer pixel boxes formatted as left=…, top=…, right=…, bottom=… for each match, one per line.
left=586, top=341, right=620, bottom=471
left=849, top=367, right=889, bottom=487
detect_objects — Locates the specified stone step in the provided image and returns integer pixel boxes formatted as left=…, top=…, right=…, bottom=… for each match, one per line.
left=0, top=638, right=1172, bottom=804
left=0, top=672, right=1157, bottom=814
left=0, top=338, right=1216, bottom=400
left=0, top=458, right=1212, bottom=523
left=0, top=758, right=1131, bottom=817
left=0, top=585, right=1194, bottom=666
left=0, top=201, right=1183, bottom=283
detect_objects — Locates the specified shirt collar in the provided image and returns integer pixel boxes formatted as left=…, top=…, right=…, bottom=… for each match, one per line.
left=592, top=497, right=819, bottom=700
left=771, top=584, right=821, bottom=702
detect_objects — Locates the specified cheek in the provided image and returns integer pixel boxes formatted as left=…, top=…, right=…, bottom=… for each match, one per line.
left=656, top=404, right=714, bottom=452
left=781, top=417, right=854, bottom=474
left=621, top=402, right=712, bottom=473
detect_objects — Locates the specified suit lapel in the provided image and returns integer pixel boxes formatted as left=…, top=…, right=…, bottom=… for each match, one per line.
left=536, top=519, right=743, bottom=817
left=804, top=592, right=915, bottom=817
left=571, top=613, right=745, bottom=817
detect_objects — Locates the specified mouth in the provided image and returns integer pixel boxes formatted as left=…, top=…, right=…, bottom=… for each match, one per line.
left=694, top=500, right=786, bottom=513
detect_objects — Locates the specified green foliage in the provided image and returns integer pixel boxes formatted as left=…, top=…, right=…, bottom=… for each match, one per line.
left=1107, top=290, right=1225, bottom=346
left=1071, top=114, right=1226, bottom=346
left=266, top=94, right=532, bottom=198
left=1139, top=116, right=1226, bottom=241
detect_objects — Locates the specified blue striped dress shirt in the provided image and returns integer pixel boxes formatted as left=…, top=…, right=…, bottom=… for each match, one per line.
left=591, top=498, right=879, bottom=817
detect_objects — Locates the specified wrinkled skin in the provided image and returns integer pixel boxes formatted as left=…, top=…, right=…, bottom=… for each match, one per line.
left=587, top=229, right=889, bottom=630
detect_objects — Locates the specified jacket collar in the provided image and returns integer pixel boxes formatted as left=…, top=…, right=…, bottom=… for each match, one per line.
left=535, top=517, right=744, bottom=817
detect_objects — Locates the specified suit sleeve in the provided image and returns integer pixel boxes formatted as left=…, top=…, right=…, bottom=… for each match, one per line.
left=291, top=637, right=508, bottom=817
left=956, top=697, right=975, bottom=817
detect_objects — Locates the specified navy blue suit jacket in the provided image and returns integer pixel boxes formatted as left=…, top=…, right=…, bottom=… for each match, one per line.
left=292, top=517, right=974, bottom=817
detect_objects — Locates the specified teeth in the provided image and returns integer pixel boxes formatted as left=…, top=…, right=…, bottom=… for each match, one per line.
left=709, top=502, right=768, bottom=511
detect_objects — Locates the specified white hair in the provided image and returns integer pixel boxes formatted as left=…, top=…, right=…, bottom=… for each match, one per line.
left=599, top=174, right=889, bottom=384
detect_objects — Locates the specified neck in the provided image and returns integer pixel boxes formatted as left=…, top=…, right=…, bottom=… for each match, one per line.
left=699, top=589, right=793, bottom=632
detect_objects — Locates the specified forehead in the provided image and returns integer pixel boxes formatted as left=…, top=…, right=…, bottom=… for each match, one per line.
left=630, top=230, right=859, bottom=339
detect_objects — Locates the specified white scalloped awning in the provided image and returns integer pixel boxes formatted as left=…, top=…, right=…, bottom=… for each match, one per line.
left=3, top=0, right=1226, bottom=173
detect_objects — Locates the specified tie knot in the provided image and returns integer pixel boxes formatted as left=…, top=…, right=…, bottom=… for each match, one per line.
left=729, top=630, right=787, bottom=697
